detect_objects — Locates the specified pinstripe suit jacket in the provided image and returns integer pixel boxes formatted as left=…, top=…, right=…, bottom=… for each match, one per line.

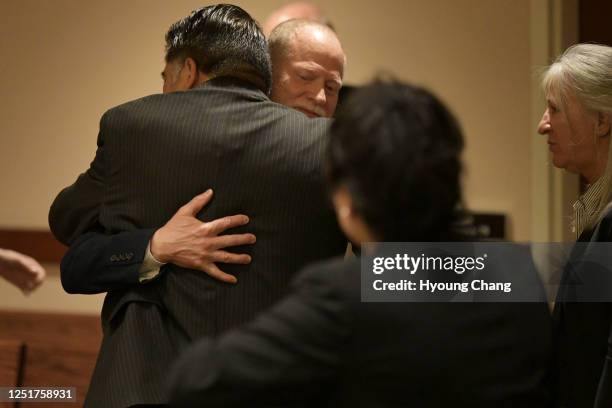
left=48, top=77, right=346, bottom=407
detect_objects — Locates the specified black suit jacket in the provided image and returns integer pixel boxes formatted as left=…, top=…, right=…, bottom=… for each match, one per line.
left=554, top=209, right=612, bottom=408
left=48, top=77, right=346, bottom=407
left=168, top=257, right=554, bottom=407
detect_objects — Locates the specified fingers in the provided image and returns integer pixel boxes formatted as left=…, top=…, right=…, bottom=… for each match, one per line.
left=22, top=276, right=43, bottom=295
left=19, top=255, right=46, bottom=278
left=212, top=233, right=256, bottom=249
left=1, top=267, right=42, bottom=293
left=211, top=250, right=251, bottom=265
left=202, top=263, right=238, bottom=284
left=204, top=214, right=250, bottom=236
left=30, top=265, right=46, bottom=286
left=176, top=189, right=213, bottom=216
left=0, top=250, right=46, bottom=293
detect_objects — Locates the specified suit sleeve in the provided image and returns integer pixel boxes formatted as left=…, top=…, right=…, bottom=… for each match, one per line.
left=60, top=229, right=155, bottom=294
left=48, top=113, right=109, bottom=246
left=49, top=111, right=155, bottom=294
left=167, top=262, right=350, bottom=407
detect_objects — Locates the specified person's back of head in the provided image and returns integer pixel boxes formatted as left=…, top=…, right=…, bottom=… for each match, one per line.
left=327, top=79, right=464, bottom=242
left=327, top=81, right=552, bottom=408
left=165, top=4, right=272, bottom=94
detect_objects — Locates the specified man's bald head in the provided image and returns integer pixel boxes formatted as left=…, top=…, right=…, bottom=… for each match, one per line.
left=269, top=20, right=345, bottom=118
left=263, top=2, right=332, bottom=37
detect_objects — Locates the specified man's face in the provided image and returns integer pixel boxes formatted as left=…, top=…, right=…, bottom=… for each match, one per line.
left=271, top=27, right=344, bottom=118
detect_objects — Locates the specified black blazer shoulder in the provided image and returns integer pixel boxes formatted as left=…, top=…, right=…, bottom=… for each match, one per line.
left=555, top=204, right=612, bottom=408
left=168, top=255, right=553, bottom=408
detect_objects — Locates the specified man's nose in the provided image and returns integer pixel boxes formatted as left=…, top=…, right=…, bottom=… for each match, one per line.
left=313, top=87, right=326, bottom=105
left=537, top=110, right=550, bottom=135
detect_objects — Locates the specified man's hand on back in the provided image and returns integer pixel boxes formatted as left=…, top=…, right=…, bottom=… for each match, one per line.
left=150, top=189, right=256, bottom=284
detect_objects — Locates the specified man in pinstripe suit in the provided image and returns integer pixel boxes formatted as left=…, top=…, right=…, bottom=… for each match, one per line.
left=49, top=5, right=346, bottom=407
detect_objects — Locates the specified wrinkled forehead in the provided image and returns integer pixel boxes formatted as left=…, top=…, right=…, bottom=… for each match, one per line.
left=287, top=27, right=345, bottom=74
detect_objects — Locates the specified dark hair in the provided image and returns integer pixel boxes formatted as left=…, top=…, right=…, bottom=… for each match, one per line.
left=165, top=4, right=272, bottom=93
left=327, top=79, right=464, bottom=241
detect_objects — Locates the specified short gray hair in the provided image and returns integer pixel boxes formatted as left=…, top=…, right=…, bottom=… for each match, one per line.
left=268, top=19, right=339, bottom=64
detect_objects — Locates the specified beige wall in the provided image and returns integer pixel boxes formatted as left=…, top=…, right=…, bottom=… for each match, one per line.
left=0, top=0, right=554, bottom=312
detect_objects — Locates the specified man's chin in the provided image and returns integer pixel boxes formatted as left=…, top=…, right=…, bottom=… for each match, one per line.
left=295, top=107, right=321, bottom=118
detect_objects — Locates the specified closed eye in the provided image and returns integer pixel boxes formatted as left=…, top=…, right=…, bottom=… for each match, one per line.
left=298, top=73, right=314, bottom=81
left=326, top=82, right=341, bottom=94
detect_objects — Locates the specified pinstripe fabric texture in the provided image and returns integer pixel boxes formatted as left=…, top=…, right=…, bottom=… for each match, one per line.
left=50, top=77, right=346, bottom=407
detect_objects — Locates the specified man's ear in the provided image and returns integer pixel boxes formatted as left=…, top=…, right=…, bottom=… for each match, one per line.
left=597, top=112, right=611, bottom=137
left=182, top=57, right=199, bottom=89
left=181, top=57, right=209, bottom=89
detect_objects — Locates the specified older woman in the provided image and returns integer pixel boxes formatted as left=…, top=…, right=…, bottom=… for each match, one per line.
left=168, top=80, right=553, bottom=407
left=537, top=43, right=612, bottom=407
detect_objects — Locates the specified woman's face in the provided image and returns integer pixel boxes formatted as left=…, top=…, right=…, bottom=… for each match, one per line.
left=537, top=91, right=607, bottom=181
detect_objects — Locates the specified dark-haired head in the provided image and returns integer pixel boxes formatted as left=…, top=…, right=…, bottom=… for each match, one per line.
left=327, top=79, right=464, bottom=243
left=164, top=4, right=271, bottom=93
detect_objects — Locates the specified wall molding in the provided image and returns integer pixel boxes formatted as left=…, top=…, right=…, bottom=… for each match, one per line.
left=0, top=230, right=66, bottom=263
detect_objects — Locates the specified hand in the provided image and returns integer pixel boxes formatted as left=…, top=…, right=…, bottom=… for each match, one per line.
left=0, top=249, right=46, bottom=294
left=150, top=189, right=256, bottom=284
